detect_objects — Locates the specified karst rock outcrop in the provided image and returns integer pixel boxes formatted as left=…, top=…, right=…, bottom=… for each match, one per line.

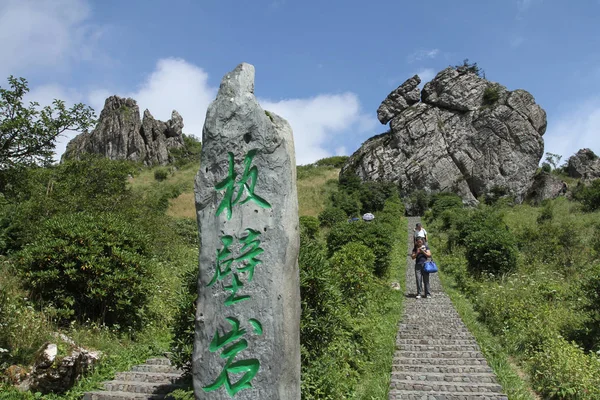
left=62, top=96, right=185, bottom=165
left=341, top=66, right=547, bottom=210
left=566, top=148, right=600, bottom=181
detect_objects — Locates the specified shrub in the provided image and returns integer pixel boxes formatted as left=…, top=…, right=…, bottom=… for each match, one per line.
left=576, top=180, right=600, bottom=212
left=330, top=190, right=361, bottom=217
left=154, top=168, right=169, bottom=181
left=329, top=243, right=375, bottom=310
left=358, top=181, right=398, bottom=214
left=429, top=192, right=463, bottom=216
left=541, top=163, right=552, bottom=173
left=465, top=224, right=518, bottom=277
left=529, top=336, right=600, bottom=400
left=17, top=212, right=155, bottom=330
left=318, top=207, right=347, bottom=228
left=299, top=216, right=320, bottom=239
left=483, top=85, right=500, bottom=105
left=327, top=220, right=395, bottom=278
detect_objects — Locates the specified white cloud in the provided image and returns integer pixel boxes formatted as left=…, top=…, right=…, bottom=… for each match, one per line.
left=260, top=93, right=376, bottom=165
left=407, top=49, right=440, bottom=63
left=125, top=58, right=216, bottom=138
left=0, top=0, right=105, bottom=79
left=544, top=98, right=600, bottom=163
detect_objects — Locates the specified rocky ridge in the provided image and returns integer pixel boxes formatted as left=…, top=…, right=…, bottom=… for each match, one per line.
left=342, top=66, right=548, bottom=209
left=62, top=96, right=185, bottom=166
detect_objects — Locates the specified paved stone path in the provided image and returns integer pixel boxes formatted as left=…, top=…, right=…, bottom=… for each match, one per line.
left=83, top=356, right=188, bottom=399
left=388, top=217, right=508, bottom=400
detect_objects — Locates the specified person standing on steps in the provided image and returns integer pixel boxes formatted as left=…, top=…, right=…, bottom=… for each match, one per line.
left=413, top=222, right=428, bottom=246
left=411, top=237, right=432, bottom=299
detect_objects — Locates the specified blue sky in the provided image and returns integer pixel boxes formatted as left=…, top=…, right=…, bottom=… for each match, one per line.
left=1, top=0, right=599, bottom=165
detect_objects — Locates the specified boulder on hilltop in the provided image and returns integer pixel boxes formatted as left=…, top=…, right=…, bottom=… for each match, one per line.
left=62, top=96, right=185, bottom=166
left=566, top=148, right=600, bottom=182
left=341, top=66, right=547, bottom=211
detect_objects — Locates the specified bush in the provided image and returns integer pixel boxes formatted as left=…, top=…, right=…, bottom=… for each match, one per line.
left=330, top=190, right=361, bottom=217
left=358, top=181, right=398, bottom=214
left=541, top=163, right=552, bottom=173
left=529, top=336, right=600, bottom=400
left=429, top=192, right=463, bottom=216
left=327, top=220, right=395, bottom=278
left=299, top=216, right=320, bottom=239
left=17, top=212, right=155, bottom=330
left=154, top=168, right=169, bottom=181
left=329, top=243, right=375, bottom=310
left=465, top=224, right=518, bottom=277
left=318, top=207, right=347, bottom=228
left=576, top=180, right=600, bottom=212
left=483, top=85, right=500, bottom=105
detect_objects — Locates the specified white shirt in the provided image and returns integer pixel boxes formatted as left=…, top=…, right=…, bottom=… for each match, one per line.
left=414, top=228, right=427, bottom=239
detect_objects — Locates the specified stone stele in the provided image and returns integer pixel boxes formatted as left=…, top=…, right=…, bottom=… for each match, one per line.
left=193, top=63, right=300, bottom=399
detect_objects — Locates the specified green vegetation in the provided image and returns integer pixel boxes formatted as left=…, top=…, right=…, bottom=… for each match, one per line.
left=425, top=189, right=600, bottom=399
left=0, top=76, right=96, bottom=169
left=483, top=84, right=500, bottom=105
left=453, top=58, right=485, bottom=78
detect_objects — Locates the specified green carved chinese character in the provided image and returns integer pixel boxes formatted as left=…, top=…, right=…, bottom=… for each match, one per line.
left=203, top=317, right=263, bottom=397
left=207, top=230, right=265, bottom=302
left=215, top=149, right=271, bottom=220
left=234, top=229, right=264, bottom=282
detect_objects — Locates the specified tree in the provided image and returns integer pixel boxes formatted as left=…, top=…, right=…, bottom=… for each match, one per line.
left=0, top=76, right=96, bottom=170
left=454, top=59, right=485, bottom=78
left=544, top=152, right=562, bottom=171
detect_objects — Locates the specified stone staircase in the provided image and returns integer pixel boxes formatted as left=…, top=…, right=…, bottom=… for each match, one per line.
left=83, top=357, right=189, bottom=400
left=389, top=217, right=508, bottom=400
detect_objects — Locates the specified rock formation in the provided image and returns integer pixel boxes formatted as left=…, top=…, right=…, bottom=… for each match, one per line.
left=566, top=148, right=600, bottom=181
left=525, top=172, right=568, bottom=205
left=193, top=63, right=300, bottom=399
left=62, top=96, right=185, bottom=166
left=342, top=66, right=547, bottom=209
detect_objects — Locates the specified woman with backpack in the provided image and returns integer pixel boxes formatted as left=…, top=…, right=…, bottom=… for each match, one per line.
left=411, top=237, right=432, bottom=299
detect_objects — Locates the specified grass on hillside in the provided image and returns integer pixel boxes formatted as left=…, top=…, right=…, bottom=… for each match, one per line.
left=130, top=163, right=341, bottom=219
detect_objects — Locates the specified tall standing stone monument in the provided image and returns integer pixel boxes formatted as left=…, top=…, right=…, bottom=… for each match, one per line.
left=193, top=63, right=301, bottom=399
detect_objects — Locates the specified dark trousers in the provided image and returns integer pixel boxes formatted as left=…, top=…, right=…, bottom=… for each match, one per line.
left=415, top=262, right=431, bottom=296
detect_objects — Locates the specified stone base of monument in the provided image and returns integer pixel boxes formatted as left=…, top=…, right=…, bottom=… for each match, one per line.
left=82, top=357, right=189, bottom=399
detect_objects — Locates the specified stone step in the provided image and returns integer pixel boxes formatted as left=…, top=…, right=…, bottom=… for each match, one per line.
left=398, top=332, right=475, bottom=340
left=115, top=371, right=184, bottom=384
left=393, top=357, right=489, bottom=366
left=392, top=364, right=494, bottom=374
left=398, top=350, right=485, bottom=359
left=391, top=371, right=499, bottom=384
left=131, top=364, right=182, bottom=374
left=400, top=324, right=470, bottom=332
left=398, top=344, right=481, bottom=352
left=144, top=358, right=172, bottom=366
left=83, top=391, right=166, bottom=400
left=396, top=339, right=479, bottom=346
left=388, top=390, right=509, bottom=400
left=103, top=380, right=186, bottom=394
left=389, top=379, right=503, bottom=393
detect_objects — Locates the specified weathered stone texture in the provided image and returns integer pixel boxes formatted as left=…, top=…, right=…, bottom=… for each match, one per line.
left=62, top=96, right=184, bottom=165
left=525, top=172, right=568, bottom=205
left=567, top=148, right=600, bottom=181
left=343, top=67, right=547, bottom=211
left=193, top=63, right=300, bottom=399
